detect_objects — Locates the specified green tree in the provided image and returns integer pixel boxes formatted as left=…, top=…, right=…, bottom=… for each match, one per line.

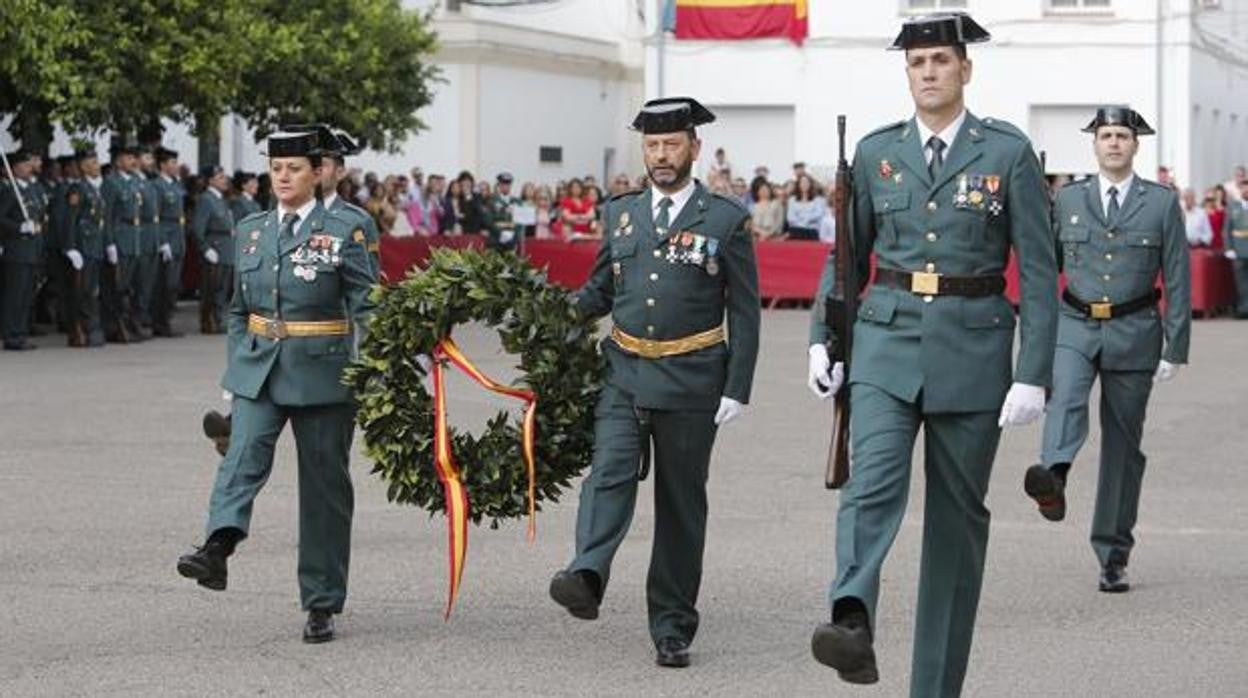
left=0, top=0, right=439, bottom=152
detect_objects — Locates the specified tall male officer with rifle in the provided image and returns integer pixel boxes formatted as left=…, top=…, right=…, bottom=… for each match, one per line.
left=805, top=12, right=1058, bottom=696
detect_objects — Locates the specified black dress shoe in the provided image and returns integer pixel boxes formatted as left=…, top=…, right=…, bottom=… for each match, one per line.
left=549, top=569, right=601, bottom=620
left=1099, top=565, right=1130, bottom=593
left=153, top=327, right=184, bottom=338
left=655, top=637, right=691, bottom=668
left=1024, top=464, right=1066, bottom=522
left=3, top=341, right=37, bottom=351
left=811, top=613, right=878, bottom=684
left=303, top=609, right=335, bottom=643
left=177, top=543, right=228, bottom=590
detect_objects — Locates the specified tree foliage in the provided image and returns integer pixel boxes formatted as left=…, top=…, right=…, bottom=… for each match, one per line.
left=0, top=0, right=439, bottom=150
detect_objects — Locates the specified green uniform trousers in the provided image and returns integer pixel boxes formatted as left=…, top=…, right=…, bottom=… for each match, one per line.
left=570, top=385, right=718, bottom=644
left=154, top=252, right=183, bottom=333
left=1234, top=258, right=1248, bottom=316
left=134, top=250, right=160, bottom=329
left=832, top=383, right=1001, bottom=698
left=64, top=260, right=102, bottom=342
left=205, top=389, right=356, bottom=612
left=1041, top=345, right=1153, bottom=569
left=101, top=255, right=139, bottom=337
left=1, top=261, right=36, bottom=345
left=199, top=252, right=233, bottom=330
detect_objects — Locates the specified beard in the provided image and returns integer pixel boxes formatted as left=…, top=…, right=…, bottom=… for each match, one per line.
left=646, top=157, right=693, bottom=190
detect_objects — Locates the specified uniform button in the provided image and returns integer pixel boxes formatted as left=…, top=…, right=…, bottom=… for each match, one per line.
left=1107, top=231, right=1116, bottom=239
left=241, top=283, right=247, bottom=291
left=924, top=262, right=936, bottom=273
left=646, top=325, right=655, bottom=335
left=1142, top=238, right=1149, bottom=244
left=646, top=298, right=656, bottom=307
left=927, top=201, right=938, bottom=212
left=866, top=308, right=875, bottom=316
left=926, top=232, right=938, bottom=242
left=993, top=317, right=1001, bottom=325
left=653, top=249, right=661, bottom=258
left=923, top=295, right=934, bottom=303
left=1105, top=253, right=1113, bottom=260
left=1102, top=295, right=1110, bottom=302
left=1103, top=274, right=1111, bottom=281
left=649, top=273, right=659, bottom=281
left=272, top=264, right=279, bottom=272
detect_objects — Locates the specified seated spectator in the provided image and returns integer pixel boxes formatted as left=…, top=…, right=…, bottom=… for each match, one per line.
left=534, top=187, right=556, bottom=239
left=1184, top=188, right=1212, bottom=247
left=749, top=178, right=785, bottom=240
left=785, top=173, right=825, bottom=240
left=366, top=181, right=397, bottom=236
left=560, top=178, right=595, bottom=238
left=586, top=185, right=605, bottom=238
left=817, top=185, right=837, bottom=245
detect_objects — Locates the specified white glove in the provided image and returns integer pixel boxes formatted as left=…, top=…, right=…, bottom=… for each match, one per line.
left=499, top=229, right=516, bottom=244
left=1154, top=360, right=1179, bottom=383
left=997, top=382, right=1047, bottom=427
left=807, top=344, right=844, bottom=400
left=65, top=249, right=84, bottom=270
left=19, top=220, right=37, bottom=235
left=159, top=243, right=173, bottom=262
left=416, top=353, right=433, bottom=393
left=1226, top=249, right=1238, bottom=260
left=714, top=396, right=744, bottom=426
left=221, top=390, right=234, bottom=402
left=204, top=247, right=220, bottom=265
left=105, top=244, right=119, bottom=265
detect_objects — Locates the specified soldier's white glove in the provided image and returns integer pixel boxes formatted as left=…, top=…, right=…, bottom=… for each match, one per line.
left=19, top=221, right=37, bottom=235
left=65, top=249, right=84, bottom=270
left=714, top=397, right=744, bottom=426
left=221, top=390, right=233, bottom=402
left=204, top=247, right=220, bottom=265
left=807, top=344, right=843, bottom=400
left=1154, top=360, right=1179, bottom=383
left=1226, top=249, right=1239, bottom=260
left=416, top=353, right=433, bottom=393
left=159, top=243, right=173, bottom=262
left=105, top=244, right=119, bottom=265
left=997, top=382, right=1046, bottom=427
left=499, top=229, right=515, bottom=244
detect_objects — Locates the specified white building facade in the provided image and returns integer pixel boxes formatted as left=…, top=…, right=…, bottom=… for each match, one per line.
left=646, top=0, right=1248, bottom=193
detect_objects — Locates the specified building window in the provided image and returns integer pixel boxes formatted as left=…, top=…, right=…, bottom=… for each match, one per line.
left=903, top=0, right=968, bottom=11
left=1048, top=0, right=1112, bottom=11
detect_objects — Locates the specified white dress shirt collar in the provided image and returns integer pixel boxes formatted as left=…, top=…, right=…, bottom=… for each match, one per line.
left=1098, top=172, right=1135, bottom=218
left=650, top=177, right=697, bottom=228
left=916, top=109, right=967, bottom=165
left=278, top=197, right=318, bottom=230
left=208, top=187, right=223, bottom=199
left=322, top=192, right=339, bottom=209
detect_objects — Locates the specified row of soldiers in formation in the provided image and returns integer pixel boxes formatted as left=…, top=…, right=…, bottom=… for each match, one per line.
left=0, top=145, right=267, bottom=350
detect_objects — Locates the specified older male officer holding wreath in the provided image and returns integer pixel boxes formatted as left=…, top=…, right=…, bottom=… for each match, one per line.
left=1023, top=107, right=1190, bottom=594
left=548, top=97, right=760, bottom=669
left=805, top=13, right=1058, bottom=695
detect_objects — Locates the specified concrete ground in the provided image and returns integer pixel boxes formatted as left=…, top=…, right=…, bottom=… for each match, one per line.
left=1, top=308, right=1245, bottom=697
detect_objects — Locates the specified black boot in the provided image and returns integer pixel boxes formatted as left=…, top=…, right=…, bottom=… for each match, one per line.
left=303, top=609, right=335, bottom=644
left=655, top=637, right=691, bottom=668
left=549, top=569, right=601, bottom=620
left=176, top=529, right=239, bottom=590
left=811, top=602, right=878, bottom=684
left=1024, top=463, right=1067, bottom=522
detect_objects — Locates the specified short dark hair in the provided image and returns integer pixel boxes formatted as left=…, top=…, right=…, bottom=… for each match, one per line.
left=749, top=175, right=770, bottom=200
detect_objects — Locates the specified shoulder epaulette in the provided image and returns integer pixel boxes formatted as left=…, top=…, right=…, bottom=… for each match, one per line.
left=709, top=190, right=749, bottom=215
left=979, top=117, right=1028, bottom=141
left=861, top=119, right=908, bottom=142
left=237, top=210, right=268, bottom=227
left=608, top=188, right=643, bottom=202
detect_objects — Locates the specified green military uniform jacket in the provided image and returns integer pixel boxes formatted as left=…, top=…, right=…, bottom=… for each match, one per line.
left=102, top=172, right=143, bottom=257
left=811, top=113, right=1058, bottom=413
left=138, top=175, right=162, bottom=254
left=1054, top=176, right=1190, bottom=370
left=221, top=204, right=375, bottom=406
left=1223, top=198, right=1248, bottom=257
left=230, top=194, right=262, bottom=224
left=0, top=179, right=50, bottom=265
left=155, top=175, right=187, bottom=255
left=64, top=179, right=107, bottom=260
left=325, top=194, right=380, bottom=273
left=48, top=178, right=74, bottom=253
left=485, top=193, right=522, bottom=249
left=192, top=190, right=236, bottom=265
left=577, top=183, right=760, bottom=410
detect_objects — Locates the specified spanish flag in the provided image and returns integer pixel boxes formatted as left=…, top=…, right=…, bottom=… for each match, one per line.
left=673, top=0, right=809, bottom=46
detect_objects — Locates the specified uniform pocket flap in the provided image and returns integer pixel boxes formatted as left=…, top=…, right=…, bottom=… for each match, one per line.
left=237, top=254, right=262, bottom=271
left=1059, top=226, right=1090, bottom=243
left=1126, top=232, right=1160, bottom=247
left=872, top=192, right=911, bottom=214
left=857, top=291, right=900, bottom=324
left=610, top=238, right=638, bottom=258
left=962, top=298, right=1017, bottom=329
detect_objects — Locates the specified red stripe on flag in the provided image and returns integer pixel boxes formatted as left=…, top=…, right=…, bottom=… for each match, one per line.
left=675, top=5, right=807, bottom=45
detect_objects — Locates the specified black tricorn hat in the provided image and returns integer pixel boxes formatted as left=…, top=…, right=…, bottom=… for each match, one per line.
left=279, top=123, right=350, bottom=159
left=332, top=131, right=360, bottom=159
left=889, top=12, right=990, bottom=51
left=1082, top=106, right=1155, bottom=136
left=263, top=128, right=328, bottom=158
left=75, top=148, right=99, bottom=162
left=630, top=97, right=716, bottom=134
left=155, top=146, right=179, bottom=162
left=8, top=150, right=34, bottom=165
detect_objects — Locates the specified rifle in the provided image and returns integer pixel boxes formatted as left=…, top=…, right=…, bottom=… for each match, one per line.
left=824, top=115, right=857, bottom=490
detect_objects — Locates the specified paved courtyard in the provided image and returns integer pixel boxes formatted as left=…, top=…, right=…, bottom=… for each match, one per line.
left=1, top=308, right=1245, bottom=697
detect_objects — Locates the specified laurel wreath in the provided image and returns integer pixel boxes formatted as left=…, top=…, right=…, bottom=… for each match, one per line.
left=346, top=248, right=602, bottom=526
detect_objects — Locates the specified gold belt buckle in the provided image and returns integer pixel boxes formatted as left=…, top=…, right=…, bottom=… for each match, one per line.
left=266, top=318, right=288, bottom=339
left=1089, top=302, right=1113, bottom=320
left=910, top=271, right=940, bottom=295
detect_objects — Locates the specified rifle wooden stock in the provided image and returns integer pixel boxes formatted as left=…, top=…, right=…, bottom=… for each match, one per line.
left=825, top=115, right=856, bottom=490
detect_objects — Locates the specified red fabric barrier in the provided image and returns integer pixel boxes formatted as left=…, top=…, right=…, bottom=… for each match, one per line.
left=379, top=235, right=483, bottom=282
left=523, top=239, right=601, bottom=288
left=1189, top=248, right=1236, bottom=314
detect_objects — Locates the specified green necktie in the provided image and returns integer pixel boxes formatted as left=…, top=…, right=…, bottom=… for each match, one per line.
left=927, top=136, right=946, bottom=181
left=1107, top=186, right=1120, bottom=224
left=281, top=212, right=299, bottom=237
left=655, top=196, right=673, bottom=235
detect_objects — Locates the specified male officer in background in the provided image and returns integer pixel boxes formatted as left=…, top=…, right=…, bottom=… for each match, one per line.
left=486, top=172, right=521, bottom=251
left=153, top=147, right=186, bottom=337
left=101, top=143, right=143, bottom=343
left=193, top=165, right=235, bottom=334
left=1, top=150, right=50, bottom=350
left=549, top=97, right=760, bottom=669
left=1223, top=177, right=1248, bottom=317
left=805, top=13, right=1058, bottom=695
left=1023, top=107, right=1190, bottom=594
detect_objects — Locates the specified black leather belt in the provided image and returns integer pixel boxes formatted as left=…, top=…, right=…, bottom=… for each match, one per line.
left=874, top=268, right=1006, bottom=297
left=1063, top=288, right=1160, bottom=320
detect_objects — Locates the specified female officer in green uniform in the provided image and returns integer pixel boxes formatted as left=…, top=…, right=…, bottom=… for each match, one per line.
left=176, top=128, right=376, bottom=644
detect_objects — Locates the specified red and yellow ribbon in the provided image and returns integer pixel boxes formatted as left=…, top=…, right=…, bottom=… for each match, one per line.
left=430, top=336, right=538, bottom=618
